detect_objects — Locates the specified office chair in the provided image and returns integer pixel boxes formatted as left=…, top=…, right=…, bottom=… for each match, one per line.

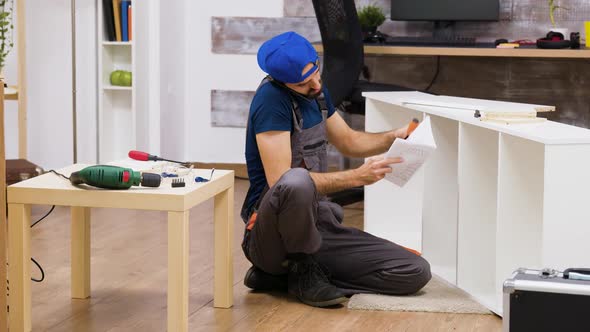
left=311, top=0, right=414, bottom=115
left=312, top=0, right=414, bottom=206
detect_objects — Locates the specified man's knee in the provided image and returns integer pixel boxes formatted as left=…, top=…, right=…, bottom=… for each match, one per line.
left=276, top=168, right=316, bottom=202
left=380, top=256, right=432, bottom=295
left=406, top=257, right=432, bottom=293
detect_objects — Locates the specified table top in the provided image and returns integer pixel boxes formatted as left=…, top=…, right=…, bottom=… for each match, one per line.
left=364, top=91, right=590, bottom=145
left=7, top=162, right=234, bottom=212
left=314, top=44, right=590, bottom=58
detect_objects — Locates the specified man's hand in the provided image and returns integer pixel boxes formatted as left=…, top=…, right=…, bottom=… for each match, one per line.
left=393, top=125, right=408, bottom=140
left=393, top=118, right=420, bottom=140
left=353, top=156, right=403, bottom=186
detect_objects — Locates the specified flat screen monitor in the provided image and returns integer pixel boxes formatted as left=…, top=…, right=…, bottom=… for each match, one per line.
left=391, top=0, right=500, bottom=22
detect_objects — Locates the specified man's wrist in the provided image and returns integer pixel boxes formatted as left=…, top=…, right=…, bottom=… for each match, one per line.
left=347, top=168, right=364, bottom=188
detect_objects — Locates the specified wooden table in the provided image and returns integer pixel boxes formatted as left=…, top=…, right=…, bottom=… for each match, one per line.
left=6, top=163, right=235, bottom=332
left=314, top=44, right=590, bottom=58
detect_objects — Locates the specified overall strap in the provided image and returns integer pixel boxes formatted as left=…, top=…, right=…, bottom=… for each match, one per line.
left=316, top=92, right=328, bottom=121
left=263, top=76, right=304, bottom=133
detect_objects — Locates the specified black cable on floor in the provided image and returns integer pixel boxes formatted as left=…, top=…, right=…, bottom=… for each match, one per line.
left=31, top=205, right=55, bottom=228
left=31, top=258, right=45, bottom=282
left=29, top=204, right=56, bottom=283
left=28, top=204, right=57, bottom=282
left=27, top=170, right=71, bottom=282
left=425, top=56, right=441, bottom=93
left=6, top=173, right=64, bottom=311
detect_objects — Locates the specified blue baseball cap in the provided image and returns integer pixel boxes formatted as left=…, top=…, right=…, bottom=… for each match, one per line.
left=257, top=31, right=319, bottom=84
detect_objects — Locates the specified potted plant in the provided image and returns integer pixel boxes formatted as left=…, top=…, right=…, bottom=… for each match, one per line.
left=548, top=0, right=569, bottom=39
left=0, top=0, right=14, bottom=78
left=357, top=5, right=386, bottom=42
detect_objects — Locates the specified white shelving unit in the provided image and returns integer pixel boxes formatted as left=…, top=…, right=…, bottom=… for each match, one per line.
left=364, top=91, right=590, bottom=315
left=97, top=0, right=160, bottom=163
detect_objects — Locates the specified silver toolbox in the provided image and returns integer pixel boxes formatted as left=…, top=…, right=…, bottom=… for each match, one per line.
left=503, top=267, right=590, bottom=332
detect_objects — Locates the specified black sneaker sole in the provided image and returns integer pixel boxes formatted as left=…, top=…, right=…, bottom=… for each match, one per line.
left=298, top=295, right=348, bottom=308
left=244, top=266, right=288, bottom=291
left=288, top=288, right=349, bottom=307
left=243, top=266, right=257, bottom=289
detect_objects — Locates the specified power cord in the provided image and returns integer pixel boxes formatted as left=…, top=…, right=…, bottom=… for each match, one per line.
left=29, top=205, right=57, bottom=283
left=5, top=204, right=54, bottom=312
left=6, top=170, right=67, bottom=312
left=28, top=170, right=70, bottom=282
left=425, top=56, right=441, bottom=93
left=49, top=169, right=70, bottom=180
left=6, top=170, right=69, bottom=287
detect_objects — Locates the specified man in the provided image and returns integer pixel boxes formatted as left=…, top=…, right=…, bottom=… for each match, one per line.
left=241, top=31, right=431, bottom=308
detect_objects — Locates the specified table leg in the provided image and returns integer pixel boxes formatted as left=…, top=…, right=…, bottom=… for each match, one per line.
left=71, top=207, right=91, bottom=299
left=8, top=203, right=31, bottom=332
left=214, top=185, right=234, bottom=308
left=168, top=210, right=189, bottom=332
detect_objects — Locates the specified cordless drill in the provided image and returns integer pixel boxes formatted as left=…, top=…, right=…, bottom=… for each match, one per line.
left=70, top=165, right=161, bottom=189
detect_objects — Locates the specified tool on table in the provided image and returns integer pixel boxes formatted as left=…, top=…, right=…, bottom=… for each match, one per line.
left=70, top=165, right=161, bottom=189
left=161, top=172, right=179, bottom=178
left=563, top=268, right=590, bottom=281
left=405, top=118, right=420, bottom=139
left=195, top=168, right=215, bottom=183
left=128, top=150, right=192, bottom=167
left=171, top=178, right=186, bottom=188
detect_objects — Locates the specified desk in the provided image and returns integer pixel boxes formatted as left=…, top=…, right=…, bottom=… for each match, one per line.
left=364, top=91, right=590, bottom=315
left=314, top=44, right=590, bottom=58
left=6, top=164, right=235, bottom=332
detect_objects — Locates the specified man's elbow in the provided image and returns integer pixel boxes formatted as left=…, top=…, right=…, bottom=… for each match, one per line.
left=266, top=167, right=292, bottom=188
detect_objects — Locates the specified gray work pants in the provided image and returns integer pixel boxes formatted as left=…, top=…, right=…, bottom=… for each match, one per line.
left=244, top=168, right=432, bottom=295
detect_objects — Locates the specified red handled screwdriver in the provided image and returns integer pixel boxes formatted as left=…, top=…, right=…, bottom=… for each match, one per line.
left=128, top=150, right=192, bottom=167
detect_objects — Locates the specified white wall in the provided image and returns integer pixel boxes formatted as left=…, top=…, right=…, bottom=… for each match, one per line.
left=4, top=0, right=96, bottom=170
left=74, top=0, right=98, bottom=164
left=159, top=0, right=186, bottom=161
left=180, top=0, right=283, bottom=163
left=21, top=0, right=73, bottom=168
left=4, top=0, right=279, bottom=169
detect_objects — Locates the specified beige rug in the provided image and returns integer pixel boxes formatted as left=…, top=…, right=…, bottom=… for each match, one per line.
left=348, top=275, right=492, bottom=314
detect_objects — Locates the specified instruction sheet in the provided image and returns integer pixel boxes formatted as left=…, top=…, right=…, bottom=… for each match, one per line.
left=384, top=116, right=437, bottom=187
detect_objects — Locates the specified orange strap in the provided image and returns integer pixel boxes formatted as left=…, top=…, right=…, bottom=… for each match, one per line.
left=246, top=211, right=258, bottom=231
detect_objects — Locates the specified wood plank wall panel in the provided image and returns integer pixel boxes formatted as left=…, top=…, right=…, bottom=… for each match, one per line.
left=211, top=90, right=254, bottom=128
left=284, top=0, right=390, bottom=18
left=212, top=17, right=320, bottom=54
left=284, top=0, right=587, bottom=26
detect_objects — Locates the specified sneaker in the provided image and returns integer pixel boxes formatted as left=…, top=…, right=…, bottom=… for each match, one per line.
left=288, top=255, right=347, bottom=307
left=244, top=265, right=288, bottom=292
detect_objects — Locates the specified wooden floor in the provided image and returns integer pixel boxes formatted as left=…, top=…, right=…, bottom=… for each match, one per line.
left=21, top=178, right=502, bottom=331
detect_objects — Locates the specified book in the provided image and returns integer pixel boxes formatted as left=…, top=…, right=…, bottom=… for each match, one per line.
left=384, top=116, right=437, bottom=187
left=112, top=0, right=121, bottom=42
left=102, top=0, right=116, bottom=41
left=121, top=0, right=130, bottom=42
left=128, top=3, right=132, bottom=41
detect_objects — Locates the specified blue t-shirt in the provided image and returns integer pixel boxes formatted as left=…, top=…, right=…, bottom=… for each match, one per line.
left=243, top=81, right=336, bottom=219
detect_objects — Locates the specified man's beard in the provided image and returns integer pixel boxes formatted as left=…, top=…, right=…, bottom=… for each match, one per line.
left=306, top=86, right=322, bottom=99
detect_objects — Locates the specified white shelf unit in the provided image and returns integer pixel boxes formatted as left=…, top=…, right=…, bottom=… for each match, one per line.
left=364, top=91, right=590, bottom=315
left=97, top=0, right=160, bottom=163
left=99, top=40, right=135, bottom=163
